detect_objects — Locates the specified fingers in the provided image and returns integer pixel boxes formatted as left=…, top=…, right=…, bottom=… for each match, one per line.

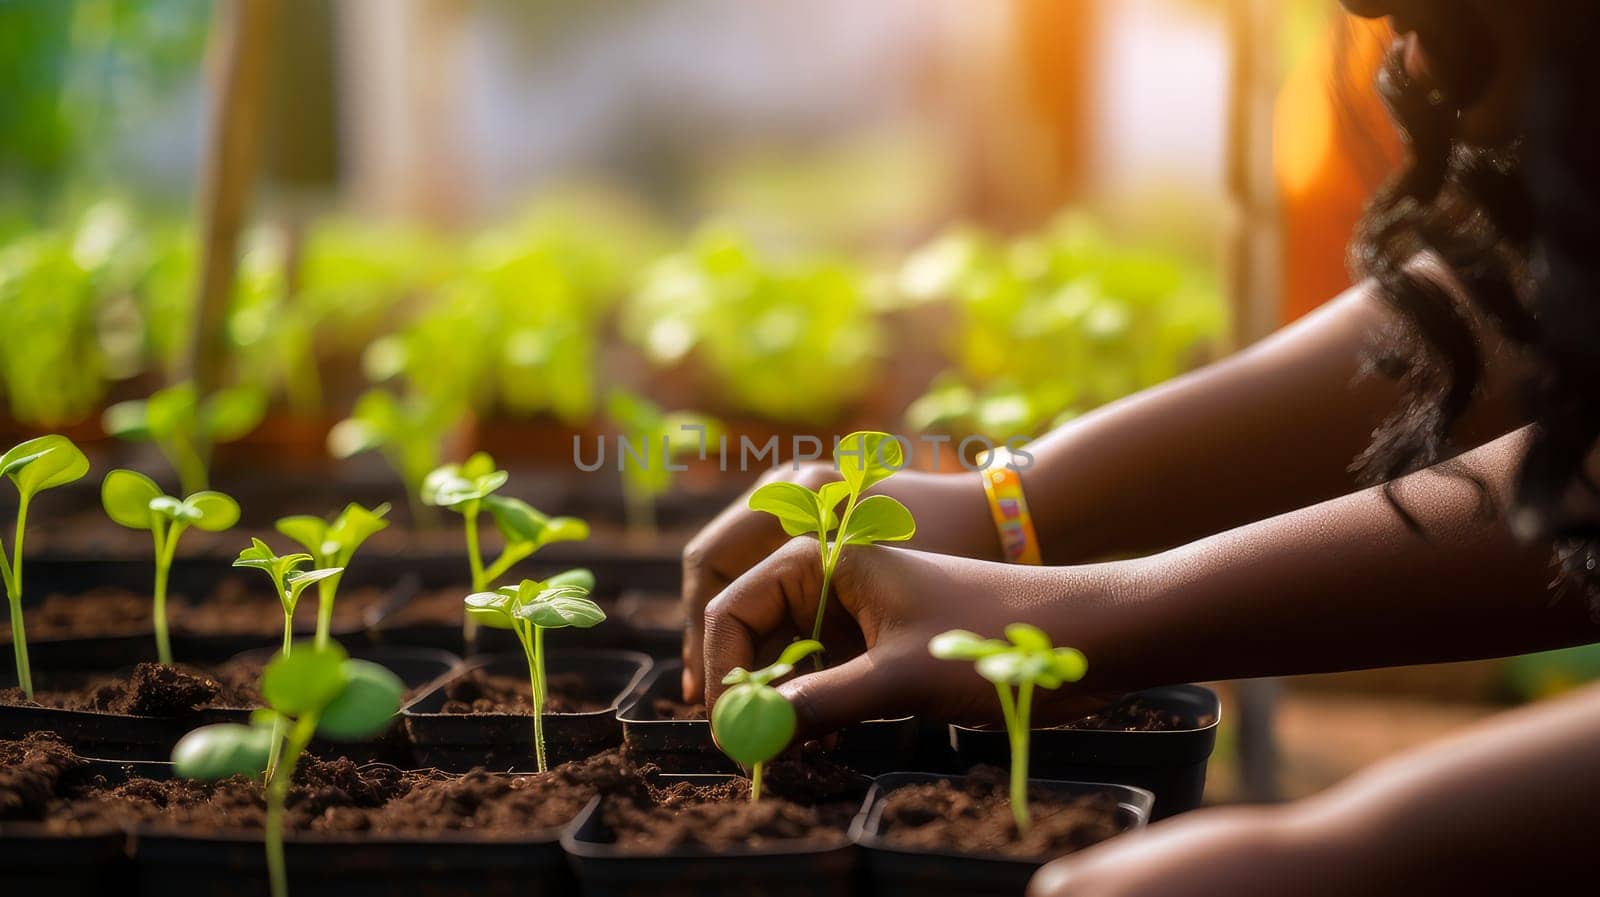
left=701, top=539, right=822, bottom=706
left=778, top=651, right=905, bottom=743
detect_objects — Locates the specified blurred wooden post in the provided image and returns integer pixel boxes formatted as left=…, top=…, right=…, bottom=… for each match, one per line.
left=1225, top=0, right=1283, bottom=803
left=187, top=0, right=278, bottom=394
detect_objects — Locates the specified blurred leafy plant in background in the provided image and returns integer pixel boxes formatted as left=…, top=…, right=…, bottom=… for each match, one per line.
left=901, top=215, right=1226, bottom=443
left=625, top=227, right=880, bottom=424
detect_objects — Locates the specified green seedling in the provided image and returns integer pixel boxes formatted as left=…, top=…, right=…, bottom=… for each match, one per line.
left=464, top=576, right=605, bottom=771
left=748, top=431, right=915, bottom=651
left=173, top=642, right=403, bottom=897
left=607, top=389, right=719, bottom=536
left=101, top=469, right=240, bottom=664
left=1, top=435, right=88, bottom=698
left=275, top=503, right=391, bottom=649
left=421, top=451, right=589, bottom=640
left=929, top=625, right=1087, bottom=833
left=327, top=388, right=456, bottom=525
left=102, top=381, right=266, bottom=495
left=711, top=639, right=822, bottom=801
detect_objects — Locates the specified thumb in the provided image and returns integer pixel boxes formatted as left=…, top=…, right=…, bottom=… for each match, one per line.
left=777, top=651, right=906, bottom=743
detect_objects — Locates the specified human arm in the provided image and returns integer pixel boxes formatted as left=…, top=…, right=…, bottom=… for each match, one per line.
left=1027, top=678, right=1600, bottom=896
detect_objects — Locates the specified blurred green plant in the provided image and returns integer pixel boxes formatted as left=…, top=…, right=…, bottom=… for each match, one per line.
left=327, top=388, right=456, bottom=525
left=607, top=389, right=719, bottom=535
left=625, top=227, right=880, bottom=423
left=103, top=381, right=266, bottom=495
left=901, top=216, right=1226, bottom=442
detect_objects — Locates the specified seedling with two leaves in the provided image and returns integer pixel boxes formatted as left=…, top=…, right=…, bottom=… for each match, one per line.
left=102, top=382, right=266, bottom=496
left=422, top=451, right=590, bottom=640
left=464, top=576, right=605, bottom=772
left=929, top=624, right=1087, bottom=833
left=1, top=436, right=89, bottom=698
left=275, top=503, right=391, bottom=648
left=710, top=639, right=821, bottom=801
left=748, top=431, right=915, bottom=650
left=173, top=641, right=404, bottom=897
left=101, top=469, right=240, bottom=665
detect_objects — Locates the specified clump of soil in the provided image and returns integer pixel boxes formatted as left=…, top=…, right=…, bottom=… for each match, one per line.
left=0, top=663, right=252, bottom=715
left=3, top=732, right=630, bottom=838
left=596, top=757, right=868, bottom=853
left=0, top=581, right=383, bottom=641
left=878, top=766, right=1128, bottom=859
left=438, top=668, right=608, bottom=715
left=1060, top=697, right=1215, bottom=732
left=646, top=696, right=706, bottom=721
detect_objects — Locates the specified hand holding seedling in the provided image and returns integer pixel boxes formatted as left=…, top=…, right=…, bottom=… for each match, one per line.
left=276, top=503, right=391, bottom=648
left=102, top=469, right=240, bottom=664
left=748, top=431, right=915, bottom=654
left=711, top=639, right=821, bottom=801
left=464, top=575, right=604, bottom=771
left=2, top=435, right=88, bottom=698
left=173, top=641, right=403, bottom=897
left=930, top=624, right=1086, bottom=833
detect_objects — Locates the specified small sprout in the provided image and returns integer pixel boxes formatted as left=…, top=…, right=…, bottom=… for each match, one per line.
left=102, top=382, right=266, bottom=495
left=748, top=431, right=915, bottom=655
left=173, top=641, right=403, bottom=897
left=929, top=625, right=1087, bottom=834
left=233, top=538, right=344, bottom=656
left=464, top=576, right=604, bottom=772
left=607, top=389, right=719, bottom=535
left=423, top=451, right=589, bottom=642
left=1, top=435, right=89, bottom=698
left=102, top=469, right=240, bottom=664
left=327, top=388, right=455, bottom=525
left=711, top=639, right=822, bottom=802
left=275, top=503, right=391, bottom=648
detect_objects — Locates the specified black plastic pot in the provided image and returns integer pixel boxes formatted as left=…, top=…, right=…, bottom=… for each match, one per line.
left=49, top=758, right=582, bottom=897
left=618, top=660, right=918, bottom=775
left=0, top=823, right=129, bottom=895
left=850, top=772, right=1154, bottom=897
left=0, top=645, right=457, bottom=762
left=404, top=650, right=651, bottom=772
left=948, top=684, right=1220, bottom=819
left=562, top=774, right=859, bottom=897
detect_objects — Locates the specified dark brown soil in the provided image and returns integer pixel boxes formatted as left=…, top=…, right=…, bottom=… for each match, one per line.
left=878, top=766, right=1128, bottom=859
left=1059, top=697, right=1216, bottom=732
left=438, top=668, right=608, bottom=715
left=0, top=581, right=383, bottom=641
left=646, top=696, right=707, bottom=721
left=596, top=756, right=868, bottom=853
left=0, top=662, right=256, bottom=715
left=1, top=732, right=630, bottom=838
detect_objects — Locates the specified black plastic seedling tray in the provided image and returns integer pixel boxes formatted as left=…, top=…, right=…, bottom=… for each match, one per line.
left=948, top=684, right=1220, bottom=819
left=849, top=772, right=1154, bottom=897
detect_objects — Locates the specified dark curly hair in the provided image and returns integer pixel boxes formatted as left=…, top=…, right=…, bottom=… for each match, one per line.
left=1349, top=25, right=1600, bottom=611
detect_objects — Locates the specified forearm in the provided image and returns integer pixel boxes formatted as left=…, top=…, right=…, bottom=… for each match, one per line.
left=1071, top=427, right=1594, bottom=695
left=1289, top=680, right=1600, bottom=894
left=1020, top=284, right=1521, bottom=564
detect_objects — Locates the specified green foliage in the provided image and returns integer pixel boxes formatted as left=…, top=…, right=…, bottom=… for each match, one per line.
left=625, top=227, right=879, bottom=422
left=102, top=468, right=238, bottom=664
left=2, top=435, right=89, bottom=697
left=902, top=215, right=1225, bottom=441
left=173, top=641, right=402, bottom=897
left=422, top=452, right=589, bottom=604
left=327, top=388, right=456, bottom=522
left=929, top=624, right=1087, bottom=833
left=463, top=576, right=605, bottom=771
left=232, top=537, right=343, bottom=656
left=275, top=502, right=390, bottom=648
left=748, top=431, right=915, bottom=649
left=711, top=639, right=822, bottom=800
left=103, top=381, right=266, bottom=495
left=607, top=388, right=719, bottom=534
